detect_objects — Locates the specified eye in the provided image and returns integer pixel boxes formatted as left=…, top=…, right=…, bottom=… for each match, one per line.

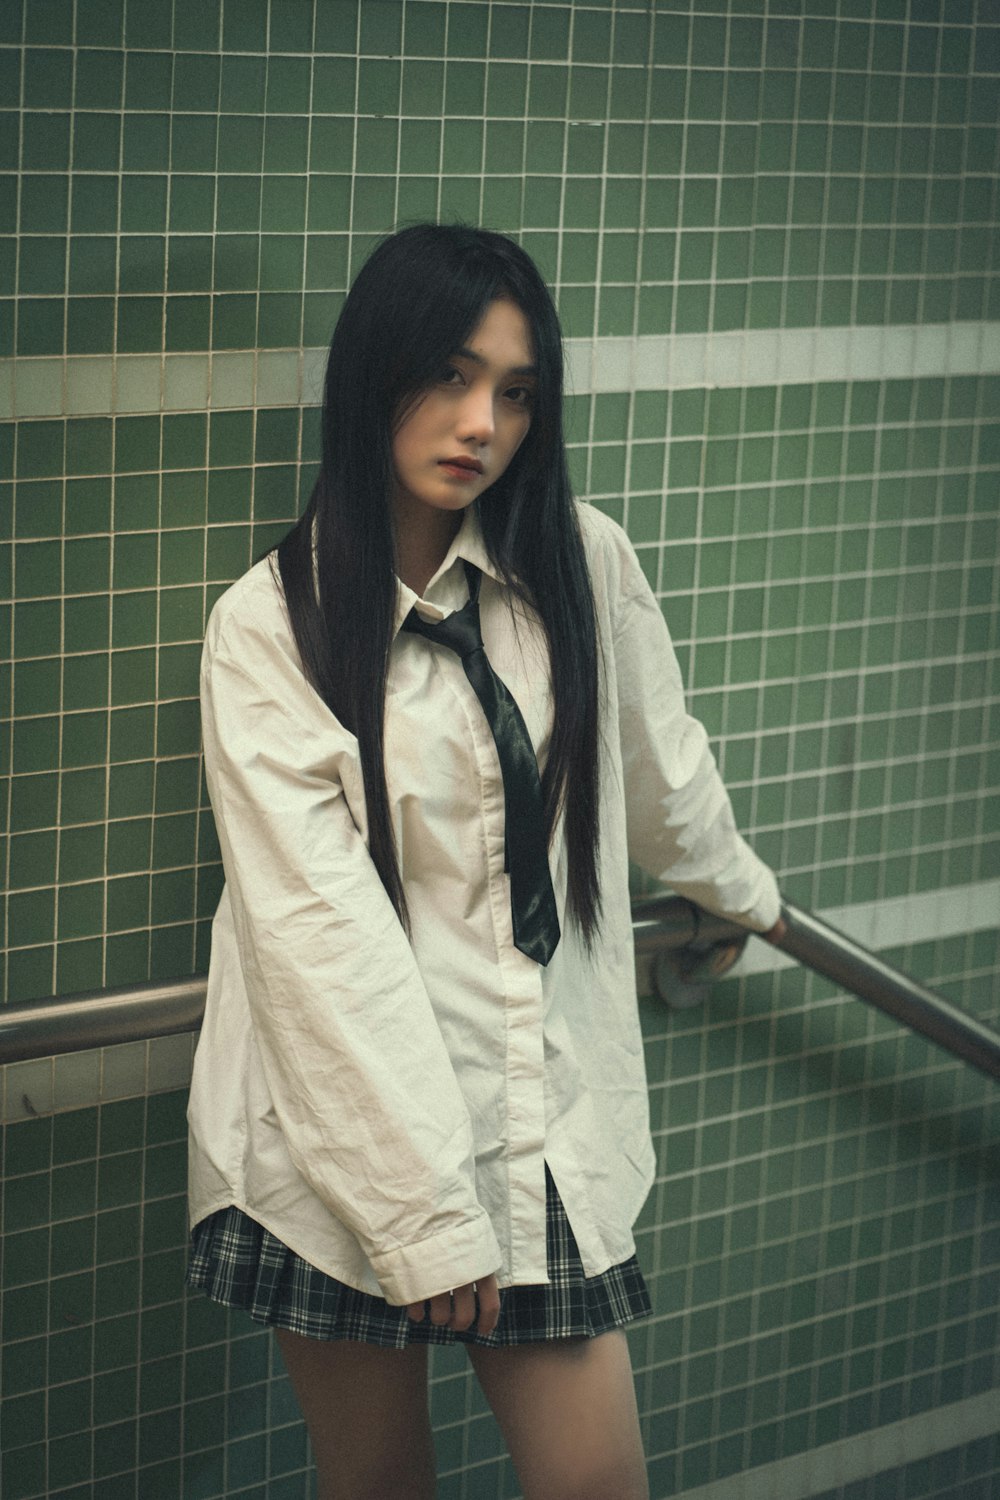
left=438, top=365, right=465, bottom=386
left=505, top=384, right=534, bottom=408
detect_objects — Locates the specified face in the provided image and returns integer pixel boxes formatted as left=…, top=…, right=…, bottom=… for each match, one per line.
left=391, top=298, right=536, bottom=535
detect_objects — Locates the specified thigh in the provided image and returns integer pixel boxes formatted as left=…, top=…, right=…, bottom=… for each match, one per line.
left=466, top=1329, right=649, bottom=1500
left=275, top=1328, right=435, bottom=1500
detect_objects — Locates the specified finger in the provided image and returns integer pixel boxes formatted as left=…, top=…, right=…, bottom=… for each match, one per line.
left=428, top=1291, right=453, bottom=1327
left=449, top=1283, right=476, bottom=1332
left=475, top=1277, right=502, bottom=1337
left=406, top=1300, right=426, bottom=1322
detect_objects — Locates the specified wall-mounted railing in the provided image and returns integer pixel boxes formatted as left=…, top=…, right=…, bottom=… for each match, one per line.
left=0, top=975, right=206, bottom=1066
left=773, top=899, right=1000, bottom=1082
left=1, top=897, right=998, bottom=1081
left=640, top=896, right=1000, bottom=1083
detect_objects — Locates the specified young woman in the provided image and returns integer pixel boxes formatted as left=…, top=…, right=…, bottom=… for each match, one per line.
left=187, top=224, right=784, bottom=1500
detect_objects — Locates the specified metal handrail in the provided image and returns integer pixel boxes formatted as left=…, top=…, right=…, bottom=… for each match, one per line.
left=0, top=975, right=207, bottom=1065
left=1, top=896, right=998, bottom=1081
left=775, top=898, right=1000, bottom=1082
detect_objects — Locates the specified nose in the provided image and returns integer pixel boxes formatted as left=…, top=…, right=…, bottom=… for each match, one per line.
left=455, top=384, right=495, bottom=445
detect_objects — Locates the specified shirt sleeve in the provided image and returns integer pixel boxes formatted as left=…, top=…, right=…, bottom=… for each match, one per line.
left=607, top=533, right=782, bottom=933
left=200, top=579, right=502, bottom=1305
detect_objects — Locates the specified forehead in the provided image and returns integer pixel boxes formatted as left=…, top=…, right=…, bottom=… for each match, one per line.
left=461, top=298, right=535, bottom=371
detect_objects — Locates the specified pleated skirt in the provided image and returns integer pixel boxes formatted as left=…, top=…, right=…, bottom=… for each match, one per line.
left=186, top=1166, right=652, bottom=1349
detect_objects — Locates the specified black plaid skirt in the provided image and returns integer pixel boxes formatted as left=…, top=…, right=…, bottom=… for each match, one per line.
left=186, top=1167, right=651, bottom=1348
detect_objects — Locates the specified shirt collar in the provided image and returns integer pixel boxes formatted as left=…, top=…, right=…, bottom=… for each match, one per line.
left=392, top=505, right=502, bottom=634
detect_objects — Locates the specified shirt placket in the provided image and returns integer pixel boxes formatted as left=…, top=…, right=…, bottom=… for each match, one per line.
left=452, top=648, right=550, bottom=1286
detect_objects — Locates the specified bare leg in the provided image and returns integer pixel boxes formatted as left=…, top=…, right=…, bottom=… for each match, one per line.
left=274, top=1328, right=435, bottom=1500
left=467, top=1329, right=649, bottom=1500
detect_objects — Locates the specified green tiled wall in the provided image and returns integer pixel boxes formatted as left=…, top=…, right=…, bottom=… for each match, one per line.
left=1, top=1, right=998, bottom=1497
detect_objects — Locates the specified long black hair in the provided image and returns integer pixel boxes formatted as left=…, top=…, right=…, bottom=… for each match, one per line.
left=275, top=223, right=601, bottom=943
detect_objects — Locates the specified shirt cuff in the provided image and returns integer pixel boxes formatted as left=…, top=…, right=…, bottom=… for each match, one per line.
left=729, top=863, right=782, bottom=933
left=369, top=1211, right=503, bottom=1306
left=683, top=855, right=782, bottom=935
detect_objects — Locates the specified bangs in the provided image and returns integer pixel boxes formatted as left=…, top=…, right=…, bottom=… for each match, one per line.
left=336, top=225, right=563, bottom=433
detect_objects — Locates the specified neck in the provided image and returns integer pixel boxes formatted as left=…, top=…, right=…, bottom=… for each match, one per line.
left=393, top=500, right=465, bottom=597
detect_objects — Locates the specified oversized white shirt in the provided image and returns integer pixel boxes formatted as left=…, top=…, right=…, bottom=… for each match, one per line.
left=187, top=501, right=781, bottom=1307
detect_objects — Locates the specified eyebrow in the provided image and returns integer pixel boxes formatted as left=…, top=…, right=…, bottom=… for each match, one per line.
left=455, top=346, right=538, bottom=378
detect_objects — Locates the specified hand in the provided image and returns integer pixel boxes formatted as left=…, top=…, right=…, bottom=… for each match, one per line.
left=763, top=915, right=788, bottom=944
left=406, top=1274, right=502, bottom=1336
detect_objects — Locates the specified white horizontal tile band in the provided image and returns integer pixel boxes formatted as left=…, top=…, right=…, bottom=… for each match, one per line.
left=667, top=1388, right=1000, bottom=1500
left=735, top=876, right=1000, bottom=980
left=2, top=322, right=998, bottom=420
left=566, top=319, right=1000, bottom=395
left=0, top=1030, right=198, bottom=1126
left=2, top=881, right=996, bottom=1125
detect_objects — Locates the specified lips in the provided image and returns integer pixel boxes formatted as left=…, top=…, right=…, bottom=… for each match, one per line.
left=438, top=456, right=484, bottom=474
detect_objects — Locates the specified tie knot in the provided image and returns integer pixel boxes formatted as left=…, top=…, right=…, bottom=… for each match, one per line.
left=403, top=598, right=484, bottom=662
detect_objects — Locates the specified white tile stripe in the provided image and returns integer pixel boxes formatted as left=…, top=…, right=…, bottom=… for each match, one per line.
left=566, top=319, right=1000, bottom=396
left=735, top=876, right=1000, bottom=980
left=663, top=1388, right=1000, bottom=1500
left=2, top=322, right=999, bottom=420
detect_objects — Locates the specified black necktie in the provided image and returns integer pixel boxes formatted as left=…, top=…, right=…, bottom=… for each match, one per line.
left=402, top=563, right=561, bottom=967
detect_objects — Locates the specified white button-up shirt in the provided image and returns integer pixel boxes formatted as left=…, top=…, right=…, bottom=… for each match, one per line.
left=187, top=502, right=781, bottom=1306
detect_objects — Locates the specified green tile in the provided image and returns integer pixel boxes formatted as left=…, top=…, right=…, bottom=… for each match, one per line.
left=156, top=645, right=199, bottom=702
left=119, top=175, right=168, bottom=234
left=15, top=296, right=63, bottom=355
left=5, top=923, right=50, bottom=991
left=8, top=770, right=58, bottom=837
left=2, top=1389, right=48, bottom=1452
left=56, top=880, right=104, bottom=942
left=60, top=652, right=108, bottom=712
left=156, top=698, right=200, bottom=756
left=106, top=870, right=150, bottom=931
left=114, top=295, right=161, bottom=355
left=155, top=529, right=201, bottom=587
left=63, top=536, right=110, bottom=594
left=17, top=235, right=67, bottom=297
left=9, top=885, right=57, bottom=946
left=8, top=822, right=60, bottom=890
left=251, top=463, right=297, bottom=522
left=210, top=292, right=256, bottom=349
left=216, top=122, right=264, bottom=187
left=211, top=236, right=260, bottom=300
left=166, top=176, right=212, bottom=235
left=113, top=419, right=158, bottom=478
left=0, top=1, right=21, bottom=44
left=65, top=418, right=113, bottom=477
left=56, top=823, right=104, bottom=884
left=94, top=1418, right=138, bottom=1480
left=23, top=44, right=73, bottom=103
left=73, top=48, right=123, bottom=110
left=13, top=481, right=59, bottom=541
left=257, top=235, right=304, bottom=292
left=120, top=52, right=167, bottom=112
left=169, top=47, right=220, bottom=110
left=150, top=412, right=198, bottom=474
left=260, top=51, right=309, bottom=112
left=64, top=478, right=111, bottom=537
